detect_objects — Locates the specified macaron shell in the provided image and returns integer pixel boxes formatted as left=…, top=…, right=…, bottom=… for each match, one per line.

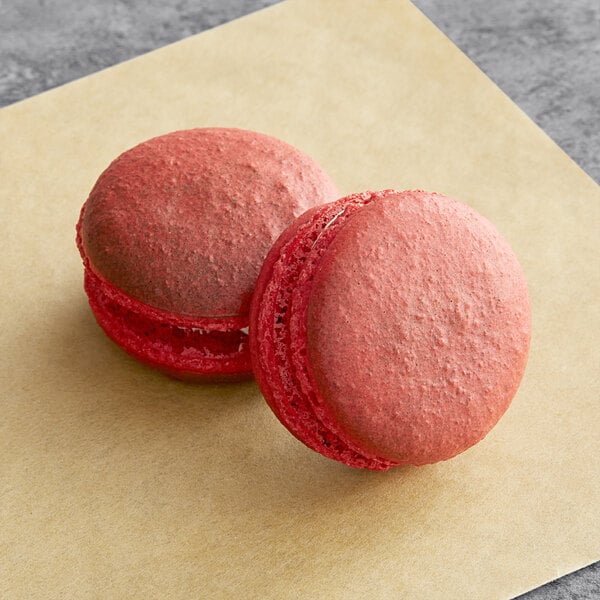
left=250, top=193, right=397, bottom=469
left=80, top=128, right=339, bottom=318
left=306, top=190, right=531, bottom=464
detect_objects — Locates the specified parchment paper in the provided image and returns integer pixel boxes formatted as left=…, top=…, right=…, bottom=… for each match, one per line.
left=1, top=1, right=598, bottom=598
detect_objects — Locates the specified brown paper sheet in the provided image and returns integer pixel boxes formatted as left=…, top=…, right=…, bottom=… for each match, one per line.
left=1, top=1, right=598, bottom=598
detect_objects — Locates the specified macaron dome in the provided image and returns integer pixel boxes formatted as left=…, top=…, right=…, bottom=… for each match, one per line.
left=76, top=127, right=339, bottom=380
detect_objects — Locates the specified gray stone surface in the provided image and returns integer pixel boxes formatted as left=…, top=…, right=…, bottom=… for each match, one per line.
left=0, top=0, right=281, bottom=104
left=1, top=0, right=598, bottom=184
left=413, top=0, right=600, bottom=185
left=515, top=562, right=600, bottom=600
left=1, top=1, right=598, bottom=597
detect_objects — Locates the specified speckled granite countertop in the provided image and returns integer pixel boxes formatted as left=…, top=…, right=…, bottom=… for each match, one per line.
left=1, top=1, right=598, bottom=598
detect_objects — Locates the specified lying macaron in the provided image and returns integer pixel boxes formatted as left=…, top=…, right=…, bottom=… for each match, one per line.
left=250, top=189, right=531, bottom=470
left=76, top=127, right=339, bottom=381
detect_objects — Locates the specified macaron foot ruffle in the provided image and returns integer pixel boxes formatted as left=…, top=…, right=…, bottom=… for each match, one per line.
left=83, top=266, right=253, bottom=381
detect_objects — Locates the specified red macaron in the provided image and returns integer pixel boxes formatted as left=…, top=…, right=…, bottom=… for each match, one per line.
left=77, top=128, right=339, bottom=381
left=250, top=189, right=531, bottom=470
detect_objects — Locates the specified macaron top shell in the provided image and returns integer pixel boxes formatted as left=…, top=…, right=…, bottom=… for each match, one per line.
left=306, top=190, right=531, bottom=464
left=80, top=128, right=339, bottom=318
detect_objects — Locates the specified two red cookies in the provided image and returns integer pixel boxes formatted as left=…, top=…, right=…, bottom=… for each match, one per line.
left=77, top=128, right=531, bottom=470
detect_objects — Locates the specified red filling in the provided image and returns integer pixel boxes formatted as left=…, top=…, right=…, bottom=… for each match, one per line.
left=251, top=192, right=400, bottom=470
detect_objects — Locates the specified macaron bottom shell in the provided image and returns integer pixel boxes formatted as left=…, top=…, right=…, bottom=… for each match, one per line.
left=83, top=267, right=253, bottom=382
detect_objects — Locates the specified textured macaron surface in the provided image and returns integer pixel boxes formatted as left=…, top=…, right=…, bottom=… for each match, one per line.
left=79, top=128, right=339, bottom=318
left=306, top=190, right=531, bottom=465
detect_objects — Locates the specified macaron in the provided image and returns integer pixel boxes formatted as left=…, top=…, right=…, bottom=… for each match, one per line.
left=76, top=127, right=339, bottom=381
left=250, top=189, right=531, bottom=470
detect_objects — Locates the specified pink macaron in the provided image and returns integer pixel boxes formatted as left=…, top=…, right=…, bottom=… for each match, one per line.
left=77, top=127, right=339, bottom=381
left=250, top=189, right=531, bottom=470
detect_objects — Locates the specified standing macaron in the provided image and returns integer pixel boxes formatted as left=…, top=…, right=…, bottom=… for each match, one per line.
left=76, top=128, right=339, bottom=381
left=250, top=189, right=531, bottom=470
